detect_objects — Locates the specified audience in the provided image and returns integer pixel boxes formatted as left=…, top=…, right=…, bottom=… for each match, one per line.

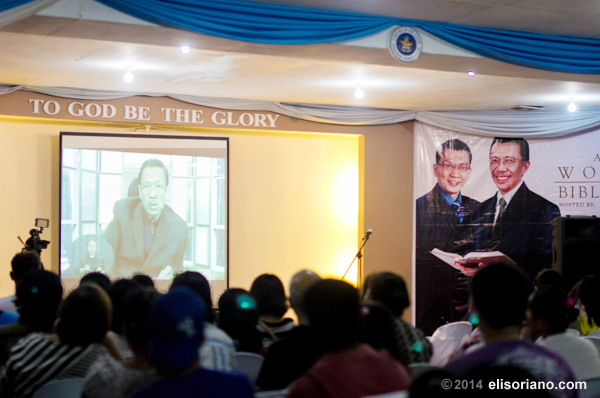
left=250, top=274, right=295, bottom=349
left=572, top=276, right=600, bottom=336
left=447, top=263, right=577, bottom=398
left=287, top=279, right=410, bottom=398
left=130, top=288, right=254, bottom=398
left=256, top=270, right=323, bottom=391
left=83, top=288, right=159, bottom=398
left=1, top=283, right=111, bottom=398
left=365, top=272, right=432, bottom=365
left=0, top=248, right=589, bottom=398
left=0, top=253, right=42, bottom=314
left=529, top=285, right=600, bottom=380
left=217, top=288, right=262, bottom=354
left=80, top=271, right=112, bottom=292
left=0, top=270, right=63, bottom=365
left=107, top=279, right=140, bottom=361
left=132, top=274, right=156, bottom=290
left=171, top=271, right=236, bottom=371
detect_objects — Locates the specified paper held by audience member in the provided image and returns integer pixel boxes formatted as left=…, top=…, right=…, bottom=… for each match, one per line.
left=430, top=248, right=516, bottom=272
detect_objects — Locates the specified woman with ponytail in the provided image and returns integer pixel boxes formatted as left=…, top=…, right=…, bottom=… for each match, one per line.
left=529, top=286, right=600, bottom=380
left=571, top=276, right=600, bottom=336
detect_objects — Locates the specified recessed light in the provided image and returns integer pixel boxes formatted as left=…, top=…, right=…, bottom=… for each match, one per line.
left=568, top=100, right=577, bottom=113
left=467, top=71, right=475, bottom=77
left=180, top=45, right=190, bottom=54
left=354, top=87, right=364, bottom=99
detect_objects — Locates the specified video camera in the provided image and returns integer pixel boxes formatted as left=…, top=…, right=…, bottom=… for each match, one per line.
left=19, top=218, right=50, bottom=258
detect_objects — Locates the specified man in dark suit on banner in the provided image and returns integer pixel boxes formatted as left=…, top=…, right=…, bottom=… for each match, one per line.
left=104, top=159, right=189, bottom=280
left=415, top=139, right=480, bottom=335
left=471, top=137, right=560, bottom=282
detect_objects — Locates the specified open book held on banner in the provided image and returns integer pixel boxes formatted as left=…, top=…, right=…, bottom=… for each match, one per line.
left=430, top=248, right=516, bottom=273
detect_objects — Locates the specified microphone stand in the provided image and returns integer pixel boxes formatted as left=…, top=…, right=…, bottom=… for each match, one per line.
left=342, top=232, right=372, bottom=287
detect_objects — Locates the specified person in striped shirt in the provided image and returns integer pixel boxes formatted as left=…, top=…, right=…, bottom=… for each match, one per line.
left=1, top=283, right=111, bottom=398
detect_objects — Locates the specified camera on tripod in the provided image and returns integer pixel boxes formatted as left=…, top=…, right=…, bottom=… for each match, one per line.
left=19, top=218, right=50, bottom=258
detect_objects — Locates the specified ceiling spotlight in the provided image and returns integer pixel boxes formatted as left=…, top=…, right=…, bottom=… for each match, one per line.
left=568, top=100, right=577, bottom=113
left=124, top=67, right=134, bottom=83
left=354, top=87, right=364, bottom=99
left=180, top=45, right=190, bottom=54
left=467, top=70, right=475, bottom=77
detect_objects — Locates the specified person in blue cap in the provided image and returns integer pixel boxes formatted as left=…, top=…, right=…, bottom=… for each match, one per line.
left=131, top=288, right=254, bottom=398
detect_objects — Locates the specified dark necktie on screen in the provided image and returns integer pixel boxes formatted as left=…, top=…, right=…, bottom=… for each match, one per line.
left=451, top=201, right=463, bottom=224
left=492, top=197, right=507, bottom=240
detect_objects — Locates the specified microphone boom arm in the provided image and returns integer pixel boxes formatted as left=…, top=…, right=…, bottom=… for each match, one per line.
left=341, top=230, right=373, bottom=283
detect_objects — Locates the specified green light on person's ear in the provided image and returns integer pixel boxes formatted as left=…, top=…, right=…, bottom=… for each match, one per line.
left=411, top=341, right=423, bottom=353
left=237, top=295, right=255, bottom=310
left=468, top=313, right=479, bottom=325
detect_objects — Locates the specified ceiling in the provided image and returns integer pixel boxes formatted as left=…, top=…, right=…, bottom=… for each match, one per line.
left=1, top=0, right=600, bottom=112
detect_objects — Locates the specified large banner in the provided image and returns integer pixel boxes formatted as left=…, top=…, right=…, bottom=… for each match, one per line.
left=413, top=122, right=600, bottom=335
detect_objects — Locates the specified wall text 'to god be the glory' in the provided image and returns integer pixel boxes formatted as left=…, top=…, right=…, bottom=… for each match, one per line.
left=28, top=99, right=280, bottom=128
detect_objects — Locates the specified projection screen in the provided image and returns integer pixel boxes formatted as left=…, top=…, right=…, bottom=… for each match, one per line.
left=60, top=133, right=228, bottom=303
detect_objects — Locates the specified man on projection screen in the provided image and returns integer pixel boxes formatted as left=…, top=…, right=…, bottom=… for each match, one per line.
left=415, top=139, right=480, bottom=335
left=104, top=159, right=189, bottom=280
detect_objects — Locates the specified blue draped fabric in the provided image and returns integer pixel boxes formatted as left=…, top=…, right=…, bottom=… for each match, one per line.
left=0, top=0, right=36, bottom=12
left=96, top=0, right=398, bottom=44
left=92, top=0, right=600, bottom=74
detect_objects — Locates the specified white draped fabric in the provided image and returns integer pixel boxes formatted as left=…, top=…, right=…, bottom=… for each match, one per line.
left=2, top=84, right=600, bottom=138
left=416, top=110, right=600, bottom=138
left=0, top=84, right=416, bottom=125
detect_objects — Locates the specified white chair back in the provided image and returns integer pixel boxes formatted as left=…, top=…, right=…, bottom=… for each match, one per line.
left=584, top=336, right=600, bottom=354
left=32, top=378, right=85, bottom=398
left=408, top=363, right=440, bottom=379
left=255, top=389, right=288, bottom=398
left=429, top=321, right=472, bottom=366
left=234, top=352, right=264, bottom=386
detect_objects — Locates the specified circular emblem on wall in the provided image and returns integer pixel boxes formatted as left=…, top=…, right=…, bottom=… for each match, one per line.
left=389, top=26, right=422, bottom=62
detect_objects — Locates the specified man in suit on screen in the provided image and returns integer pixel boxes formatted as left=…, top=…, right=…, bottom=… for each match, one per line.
left=415, top=139, right=480, bottom=335
left=470, top=137, right=560, bottom=282
left=104, top=159, right=189, bottom=280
